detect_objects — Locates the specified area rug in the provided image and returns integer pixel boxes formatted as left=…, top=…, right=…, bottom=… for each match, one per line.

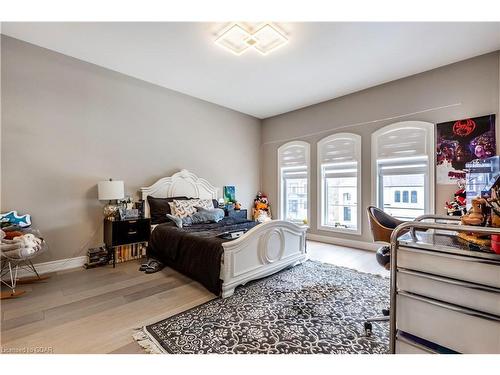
left=133, top=260, right=389, bottom=354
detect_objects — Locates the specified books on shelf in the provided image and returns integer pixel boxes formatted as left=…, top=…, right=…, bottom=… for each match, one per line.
left=84, top=243, right=147, bottom=269
left=113, top=243, right=147, bottom=264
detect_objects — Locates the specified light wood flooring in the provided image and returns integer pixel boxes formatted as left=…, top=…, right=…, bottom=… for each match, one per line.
left=0, top=241, right=388, bottom=354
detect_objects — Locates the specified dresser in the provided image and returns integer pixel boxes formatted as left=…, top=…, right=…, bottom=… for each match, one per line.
left=392, top=230, right=500, bottom=354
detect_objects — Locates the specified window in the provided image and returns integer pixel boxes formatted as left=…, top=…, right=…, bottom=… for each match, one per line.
left=318, top=133, right=361, bottom=233
left=372, top=121, right=435, bottom=220
left=402, top=191, right=409, bottom=203
left=411, top=191, right=418, bottom=203
left=394, top=191, right=401, bottom=202
left=343, top=207, right=352, bottom=221
left=278, top=141, right=310, bottom=223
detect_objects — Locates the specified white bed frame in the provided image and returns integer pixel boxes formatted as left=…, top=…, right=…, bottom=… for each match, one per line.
left=140, top=169, right=308, bottom=297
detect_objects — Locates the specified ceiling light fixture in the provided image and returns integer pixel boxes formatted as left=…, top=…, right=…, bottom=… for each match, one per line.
left=215, top=23, right=288, bottom=56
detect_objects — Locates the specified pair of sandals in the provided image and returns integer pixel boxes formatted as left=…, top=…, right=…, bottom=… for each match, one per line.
left=139, top=258, right=165, bottom=274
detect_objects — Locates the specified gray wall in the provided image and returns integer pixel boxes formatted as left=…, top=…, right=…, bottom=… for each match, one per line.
left=261, top=51, right=500, bottom=245
left=2, top=33, right=499, bottom=262
left=1, top=36, right=261, bottom=262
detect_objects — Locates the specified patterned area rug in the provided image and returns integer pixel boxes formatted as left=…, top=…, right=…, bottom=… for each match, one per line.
left=134, top=261, right=389, bottom=354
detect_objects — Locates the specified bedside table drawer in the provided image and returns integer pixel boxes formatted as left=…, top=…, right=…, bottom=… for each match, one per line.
left=226, top=209, right=247, bottom=220
left=104, top=218, right=150, bottom=247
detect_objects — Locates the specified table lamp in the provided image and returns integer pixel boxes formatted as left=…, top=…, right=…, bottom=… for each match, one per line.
left=98, top=179, right=125, bottom=221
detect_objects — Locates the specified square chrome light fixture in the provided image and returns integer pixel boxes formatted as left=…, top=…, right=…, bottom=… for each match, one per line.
left=215, top=23, right=288, bottom=56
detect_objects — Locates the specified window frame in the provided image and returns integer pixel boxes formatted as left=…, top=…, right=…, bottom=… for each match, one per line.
left=371, top=121, right=435, bottom=218
left=277, top=141, right=310, bottom=223
left=317, top=133, right=362, bottom=234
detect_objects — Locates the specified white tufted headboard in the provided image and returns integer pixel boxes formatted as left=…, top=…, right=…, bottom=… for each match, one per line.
left=140, top=169, right=219, bottom=218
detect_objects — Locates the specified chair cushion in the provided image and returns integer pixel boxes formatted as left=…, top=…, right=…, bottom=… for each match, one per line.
left=370, top=207, right=403, bottom=229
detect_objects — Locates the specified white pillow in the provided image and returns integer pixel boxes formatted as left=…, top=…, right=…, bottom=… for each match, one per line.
left=170, top=199, right=214, bottom=218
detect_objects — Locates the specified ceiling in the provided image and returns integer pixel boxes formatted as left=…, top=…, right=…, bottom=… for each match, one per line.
left=2, top=22, right=500, bottom=119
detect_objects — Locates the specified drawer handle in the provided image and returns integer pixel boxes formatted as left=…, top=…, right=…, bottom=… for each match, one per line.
left=128, top=231, right=137, bottom=235
left=128, top=220, right=137, bottom=224
left=398, top=291, right=500, bottom=322
left=398, top=268, right=500, bottom=294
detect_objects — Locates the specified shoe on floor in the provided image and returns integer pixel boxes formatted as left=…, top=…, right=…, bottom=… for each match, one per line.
left=139, top=258, right=155, bottom=272
left=145, top=260, right=165, bottom=274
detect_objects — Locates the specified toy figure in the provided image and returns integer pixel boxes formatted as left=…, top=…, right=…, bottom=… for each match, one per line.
left=445, top=180, right=467, bottom=216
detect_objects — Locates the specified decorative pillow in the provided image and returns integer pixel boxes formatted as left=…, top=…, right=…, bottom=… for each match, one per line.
left=147, top=196, right=188, bottom=224
left=171, top=199, right=214, bottom=218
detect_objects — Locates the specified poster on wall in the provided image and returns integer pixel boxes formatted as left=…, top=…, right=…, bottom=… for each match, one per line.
left=436, top=114, right=496, bottom=184
left=223, top=186, right=236, bottom=203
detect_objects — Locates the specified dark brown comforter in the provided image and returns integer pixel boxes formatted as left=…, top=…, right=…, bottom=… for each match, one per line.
left=148, top=217, right=258, bottom=295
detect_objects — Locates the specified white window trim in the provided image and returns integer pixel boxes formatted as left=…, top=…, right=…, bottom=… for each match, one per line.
left=371, top=121, right=435, bottom=215
left=317, top=133, right=362, bottom=235
left=277, top=140, right=310, bottom=224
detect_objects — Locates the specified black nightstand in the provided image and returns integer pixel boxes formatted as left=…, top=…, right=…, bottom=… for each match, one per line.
left=103, top=218, right=151, bottom=267
left=225, top=209, right=248, bottom=220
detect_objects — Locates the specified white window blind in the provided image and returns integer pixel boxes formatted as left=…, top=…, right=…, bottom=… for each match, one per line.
left=375, top=123, right=430, bottom=161
left=278, top=141, right=310, bottom=223
left=279, top=142, right=308, bottom=168
left=372, top=122, right=435, bottom=220
left=318, top=133, right=361, bottom=233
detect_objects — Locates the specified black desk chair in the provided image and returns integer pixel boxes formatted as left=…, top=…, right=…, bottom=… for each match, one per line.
left=364, top=206, right=405, bottom=336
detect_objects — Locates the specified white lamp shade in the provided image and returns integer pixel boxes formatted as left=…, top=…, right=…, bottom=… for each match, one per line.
left=98, top=180, right=125, bottom=201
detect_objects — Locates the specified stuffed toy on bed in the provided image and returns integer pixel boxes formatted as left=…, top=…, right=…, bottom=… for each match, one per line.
left=167, top=207, right=225, bottom=228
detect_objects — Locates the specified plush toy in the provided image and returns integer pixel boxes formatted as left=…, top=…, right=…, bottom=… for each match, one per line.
left=1, top=230, right=43, bottom=259
left=253, top=192, right=272, bottom=222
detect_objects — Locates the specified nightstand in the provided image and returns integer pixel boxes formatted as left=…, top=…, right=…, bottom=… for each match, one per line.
left=225, top=209, right=248, bottom=220
left=103, top=218, right=151, bottom=267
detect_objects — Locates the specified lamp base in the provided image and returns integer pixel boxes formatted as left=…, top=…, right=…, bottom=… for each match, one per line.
left=103, top=202, right=119, bottom=221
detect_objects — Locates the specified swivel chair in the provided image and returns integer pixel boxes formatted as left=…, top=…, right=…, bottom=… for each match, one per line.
left=364, top=206, right=405, bottom=336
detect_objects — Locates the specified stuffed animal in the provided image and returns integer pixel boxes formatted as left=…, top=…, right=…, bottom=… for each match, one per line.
left=253, top=192, right=272, bottom=222
left=1, top=230, right=43, bottom=259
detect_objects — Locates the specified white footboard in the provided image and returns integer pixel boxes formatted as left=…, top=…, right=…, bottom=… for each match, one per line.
left=220, top=220, right=308, bottom=298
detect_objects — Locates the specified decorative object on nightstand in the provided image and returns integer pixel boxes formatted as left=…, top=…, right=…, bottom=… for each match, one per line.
left=218, top=198, right=225, bottom=209
left=98, top=179, right=125, bottom=221
left=103, top=217, right=151, bottom=267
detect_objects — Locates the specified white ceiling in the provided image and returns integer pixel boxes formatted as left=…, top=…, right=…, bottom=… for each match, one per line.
left=2, top=22, right=500, bottom=119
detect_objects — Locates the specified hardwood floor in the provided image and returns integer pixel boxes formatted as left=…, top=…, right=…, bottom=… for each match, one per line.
left=0, top=241, right=387, bottom=354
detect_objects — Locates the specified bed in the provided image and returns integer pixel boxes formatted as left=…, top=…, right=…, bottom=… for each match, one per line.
left=140, top=169, right=307, bottom=297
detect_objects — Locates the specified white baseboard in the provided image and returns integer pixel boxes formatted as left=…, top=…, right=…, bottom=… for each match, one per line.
left=307, top=233, right=379, bottom=252
left=14, top=256, right=87, bottom=278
